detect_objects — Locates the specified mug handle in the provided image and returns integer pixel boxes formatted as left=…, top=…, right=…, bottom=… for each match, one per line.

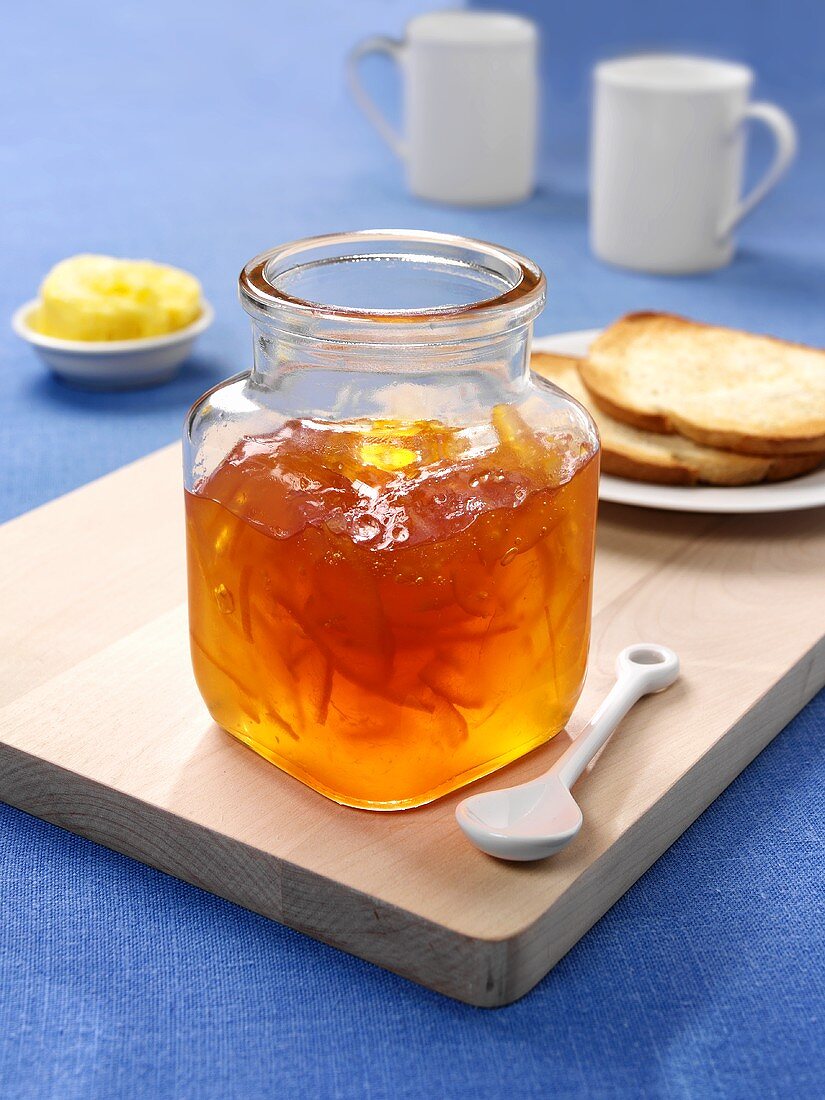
left=347, top=36, right=407, bottom=160
left=718, top=102, right=798, bottom=239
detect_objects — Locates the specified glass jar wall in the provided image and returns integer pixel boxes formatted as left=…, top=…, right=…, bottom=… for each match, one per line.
left=184, top=230, right=599, bottom=809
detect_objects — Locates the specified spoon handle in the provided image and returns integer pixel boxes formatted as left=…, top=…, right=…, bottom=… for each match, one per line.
left=555, top=644, right=680, bottom=789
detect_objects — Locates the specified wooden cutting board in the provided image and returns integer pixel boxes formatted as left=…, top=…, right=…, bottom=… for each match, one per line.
left=1, top=445, right=823, bottom=1006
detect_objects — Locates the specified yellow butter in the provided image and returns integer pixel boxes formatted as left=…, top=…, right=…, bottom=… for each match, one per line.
left=31, top=254, right=202, bottom=341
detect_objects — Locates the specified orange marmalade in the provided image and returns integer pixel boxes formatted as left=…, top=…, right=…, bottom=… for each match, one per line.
left=185, top=408, right=598, bottom=809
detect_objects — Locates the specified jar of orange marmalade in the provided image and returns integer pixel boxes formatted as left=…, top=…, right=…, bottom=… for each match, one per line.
left=184, top=231, right=599, bottom=810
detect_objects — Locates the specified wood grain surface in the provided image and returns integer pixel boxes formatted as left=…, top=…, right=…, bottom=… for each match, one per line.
left=1, top=445, right=823, bottom=1005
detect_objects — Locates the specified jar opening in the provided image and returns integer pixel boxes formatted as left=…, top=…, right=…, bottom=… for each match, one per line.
left=239, top=230, right=545, bottom=344
left=268, top=253, right=517, bottom=313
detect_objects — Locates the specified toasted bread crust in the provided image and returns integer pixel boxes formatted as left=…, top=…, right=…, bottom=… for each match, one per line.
left=580, top=312, right=825, bottom=456
left=762, top=453, right=825, bottom=481
left=663, top=413, right=825, bottom=456
left=599, top=450, right=697, bottom=485
left=581, top=380, right=675, bottom=435
left=532, top=350, right=824, bottom=487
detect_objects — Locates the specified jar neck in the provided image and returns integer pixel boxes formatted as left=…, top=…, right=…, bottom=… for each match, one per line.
left=247, top=322, right=534, bottom=423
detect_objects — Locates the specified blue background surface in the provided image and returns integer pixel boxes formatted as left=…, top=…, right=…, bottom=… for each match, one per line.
left=1, top=1, right=823, bottom=1096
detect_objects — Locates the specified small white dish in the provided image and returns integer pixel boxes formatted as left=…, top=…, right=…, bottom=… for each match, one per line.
left=534, top=329, right=825, bottom=514
left=11, top=298, right=214, bottom=390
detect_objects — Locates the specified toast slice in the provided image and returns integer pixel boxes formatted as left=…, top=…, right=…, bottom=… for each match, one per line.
left=532, top=351, right=824, bottom=486
left=579, top=312, right=825, bottom=456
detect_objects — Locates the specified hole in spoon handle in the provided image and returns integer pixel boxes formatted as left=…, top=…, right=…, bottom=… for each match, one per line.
left=616, top=644, right=680, bottom=694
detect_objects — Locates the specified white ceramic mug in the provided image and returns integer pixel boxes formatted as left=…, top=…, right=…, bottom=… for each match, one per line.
left=348, top=11, right=538, bottom=206
left=590, top=54, right=798, bottom=273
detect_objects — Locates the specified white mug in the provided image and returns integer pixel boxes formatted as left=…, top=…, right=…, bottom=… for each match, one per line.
left=348, top=11, right=538, bottom=206
left=590, top=54, right=798, bottom=273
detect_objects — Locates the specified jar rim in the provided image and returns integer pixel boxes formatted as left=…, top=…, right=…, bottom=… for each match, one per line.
left=238, top=229, right=546, bottom=342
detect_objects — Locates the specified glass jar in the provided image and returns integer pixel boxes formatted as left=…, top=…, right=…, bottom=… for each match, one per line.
left=184, top=230, right=599, bottom=810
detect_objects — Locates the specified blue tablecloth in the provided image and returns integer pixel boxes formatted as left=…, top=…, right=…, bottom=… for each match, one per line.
left=1, top=2, right=823, bottom=1096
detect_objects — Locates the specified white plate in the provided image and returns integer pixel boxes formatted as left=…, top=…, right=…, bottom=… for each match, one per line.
left=534, top=329, right=825, bottom=514
left=12, top=299, right=214, bottom=391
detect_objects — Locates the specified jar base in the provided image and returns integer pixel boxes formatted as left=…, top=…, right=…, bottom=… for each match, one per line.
left=224, top=724, right=564, bottom=811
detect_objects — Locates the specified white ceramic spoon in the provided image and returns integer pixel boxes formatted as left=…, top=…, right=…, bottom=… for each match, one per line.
left=455, top=644, right=680, bottom=861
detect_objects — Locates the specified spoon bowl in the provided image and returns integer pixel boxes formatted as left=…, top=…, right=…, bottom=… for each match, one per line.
left=458, top=775, right=583, bottom=860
